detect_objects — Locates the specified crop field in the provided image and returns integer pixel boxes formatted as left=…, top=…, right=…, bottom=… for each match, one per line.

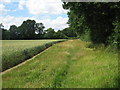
left=2, top=40, right=118, bottom=88
left=2, top=40, right=63, bottom=71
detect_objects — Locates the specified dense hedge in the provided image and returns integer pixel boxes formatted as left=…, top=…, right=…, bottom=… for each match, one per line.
left=2, top=40, right=65, bottom=71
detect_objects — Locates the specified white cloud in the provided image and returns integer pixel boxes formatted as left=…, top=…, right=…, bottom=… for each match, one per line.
left=0, top=4, right=15, bottom=15
left=0, top=4, right=6, bottom=15
left=25, top=0, right=66, bottom=15
left=0, top=15, right=68, bottom=31
left=0, top=15, right=36, bottom=29
left=40, top=16, right=69, bottom=30
left=18, top=0, right=26, bottom=10
left=0, top=0, right=12, bottom=3
left=0, top=0, right=69, bottom=31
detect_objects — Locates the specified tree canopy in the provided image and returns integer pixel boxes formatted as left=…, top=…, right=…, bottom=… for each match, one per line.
left=1, top=19, right=69, bottom=40
left=62, top=2, right=120, bottom=45
left=2, top=19, right=46, bottom=40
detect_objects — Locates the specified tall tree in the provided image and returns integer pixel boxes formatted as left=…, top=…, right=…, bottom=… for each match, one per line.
left=44, top=28, right=55, bottom=39
left=34, top=23, right=45, bottom=34
left=0, top=23, right=4, bottom=29
left=18, top=19, right=36, bottom=39
left=9, top=25, right=18, bottom=40
left=0, top=23, right=4, bottom=40
left=2, top=29, right=10, bottom=40
left=62, top=2, right=120, bottom=45
left=34, top=23, right=45, bottom=39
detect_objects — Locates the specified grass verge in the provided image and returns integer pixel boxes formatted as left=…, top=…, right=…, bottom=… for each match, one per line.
left=2, top=39, right=118, bottom=88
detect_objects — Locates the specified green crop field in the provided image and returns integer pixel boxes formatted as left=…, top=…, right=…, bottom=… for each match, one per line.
left=2, top=40, right=64, bottom=71
left=2, top=40, right=118, bottom=88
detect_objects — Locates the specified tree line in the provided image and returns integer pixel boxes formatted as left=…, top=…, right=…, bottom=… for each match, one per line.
left=1, top=2, right=119, bottom=49
left=62, top=2, right=120, bottom=49
left=1, top=19, right=76, bottom=40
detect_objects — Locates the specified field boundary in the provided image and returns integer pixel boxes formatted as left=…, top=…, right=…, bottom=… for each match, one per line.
left=1, top=40, right=67, bottom=74
left=1, top=44, right=54, bottom=75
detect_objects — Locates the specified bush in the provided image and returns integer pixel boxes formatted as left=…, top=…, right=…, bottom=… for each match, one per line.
left=107, top=20, right=120, bottom=50
left=80, top=29, right=91, bottom=42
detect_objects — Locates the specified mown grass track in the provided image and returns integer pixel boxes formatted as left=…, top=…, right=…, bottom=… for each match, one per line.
left=2, top=39, right=118, bottom=88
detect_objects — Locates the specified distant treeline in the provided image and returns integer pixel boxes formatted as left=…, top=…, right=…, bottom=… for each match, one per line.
left=1, top=20, right=76, bottom=40
left=1, top=2, right=120, bottom=49
left=62, top=2, right=120, bottom=49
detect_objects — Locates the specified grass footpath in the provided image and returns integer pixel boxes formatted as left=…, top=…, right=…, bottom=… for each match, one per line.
left=2, top=40, right=118, bottom=88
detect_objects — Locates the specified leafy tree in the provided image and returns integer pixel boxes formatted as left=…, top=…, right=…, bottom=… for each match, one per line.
left=62, top=27, right=77, bottom=37
left=9, top=25, right=18, bottom=40
left=34, top=23, right=45, bottom=39
left=54, top=30, right=68, bottom=39
left=2, top=29, right=10, bottom=40
left=1, top=20, right=46, bottom=40
left=18, top=19, right=36, bottom=39
left=34, top=23, right=45, bottom=34
left=44, top=28, right=55, bottom=39
left=0, top=24, right=10, bottom=40
left=0, top=23, right=4, bottom=40
left=62, top=2, right=120, bottom=45
left=0, top=23, right=4, bottom=29
left=2, top=29, right=6, bottom=40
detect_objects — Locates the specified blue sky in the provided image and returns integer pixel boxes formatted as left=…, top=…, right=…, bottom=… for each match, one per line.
left=5, top=2, right=33, bottom=17
left=0, top=0, right=69, bottom=30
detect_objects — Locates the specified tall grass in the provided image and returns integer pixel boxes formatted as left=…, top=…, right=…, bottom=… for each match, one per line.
left=2, top=40, right=118, bottom=88
left=2, top=40, right=64, bottom=71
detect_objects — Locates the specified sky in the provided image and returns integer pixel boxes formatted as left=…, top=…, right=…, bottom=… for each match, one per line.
left=0, top=0, right=69, bottom=31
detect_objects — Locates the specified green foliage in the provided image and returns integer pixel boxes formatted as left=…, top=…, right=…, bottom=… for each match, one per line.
left=18, top=19, right=36, bottom=39
left=44, top=28, right=56, bottom=39
left=79, top=27, right=91, bottom=41
left=54, top=30, right=68, bottom=39
left=108, top=20, right=120, bottom=50
left=2, top=18, right=75, bottom=40
left=9, top=25, right=18, bottom=40
left=44, top=28, right=68, bottom=39
left=62, top=2, right=120, bottom=46
left=2, top=19, right=45, bottom=40
left=2, top=29, right=10, bottom=40
left=2, top=40, right=118, bottom=88
left=2, top=40, right=64, bottom=71
left=62, top=28, right=77, bottom=37
left=34, top=23, right=45, bottom=35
